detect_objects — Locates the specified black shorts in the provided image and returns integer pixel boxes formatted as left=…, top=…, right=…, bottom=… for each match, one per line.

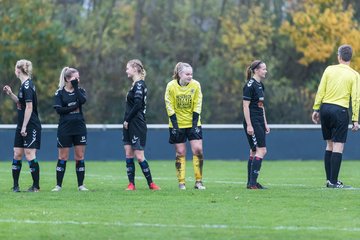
left=57, top=134, right=87, bottom=148
left=243, top=119, right=266, bottom=151
left=123, top=119, right=147, bottom=150
left=14, top=127, right=41, bottom=149
left=320, top=103, right=349, bottom=143
left=169, top=126, right=203, bottom=144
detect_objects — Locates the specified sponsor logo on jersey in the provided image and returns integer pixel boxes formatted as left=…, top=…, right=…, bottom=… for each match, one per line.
left=176, top=94, right=192, bottom=109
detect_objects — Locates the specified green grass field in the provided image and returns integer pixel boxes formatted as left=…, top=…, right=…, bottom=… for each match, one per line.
left=0, top=160, right=360, bottom=240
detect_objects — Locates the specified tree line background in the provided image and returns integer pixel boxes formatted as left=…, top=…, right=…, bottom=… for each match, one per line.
left=1, top=0, right=360, bottom=124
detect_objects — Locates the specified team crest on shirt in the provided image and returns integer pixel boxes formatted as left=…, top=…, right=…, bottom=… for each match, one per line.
left=190, top=88, right=195, bottom=94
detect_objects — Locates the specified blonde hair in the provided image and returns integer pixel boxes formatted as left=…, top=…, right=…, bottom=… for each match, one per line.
left=16, top=59, right=33, bottom=77
left=58, top=67, right=79, bottom=88
left=127, top=59, right=146, bottom=80
left=172, top=62, right=192, bottom=80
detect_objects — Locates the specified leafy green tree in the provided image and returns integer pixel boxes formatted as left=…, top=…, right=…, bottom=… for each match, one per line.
left=280, top=0, right=360, bottom=70
left=0, top=0, right=72, bottom=123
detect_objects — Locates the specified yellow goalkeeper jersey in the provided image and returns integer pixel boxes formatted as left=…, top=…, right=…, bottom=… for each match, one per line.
left=313, top=63, right=360, bottom=121
left=165, top=79, right=202, bottom=128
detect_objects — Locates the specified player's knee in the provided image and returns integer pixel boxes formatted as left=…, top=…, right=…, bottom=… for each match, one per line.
left=176, top=151, right=186, bottom=157
left=193, top=149, right=203, bottom=156
left=13, top=151, right=22, bottom=160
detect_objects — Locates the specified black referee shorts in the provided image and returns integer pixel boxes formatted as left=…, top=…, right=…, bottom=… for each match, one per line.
left=243, top=119, right=266, bottom=151
left=320, top=103, right=349, bottom=143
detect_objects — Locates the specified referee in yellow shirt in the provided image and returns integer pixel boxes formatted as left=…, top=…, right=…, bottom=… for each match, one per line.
left=164, top=62, right=205, bottom=190
left=312, top=44, right=360, bottom=188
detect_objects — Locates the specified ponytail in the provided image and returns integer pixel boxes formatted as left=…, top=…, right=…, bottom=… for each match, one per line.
left=246, top=60, right=263, bottom=81
left=16, top=59, right=33, bottom=77
left=127, top=59, right=146, bottom=80
left=58, top=67, right=78, bottom=88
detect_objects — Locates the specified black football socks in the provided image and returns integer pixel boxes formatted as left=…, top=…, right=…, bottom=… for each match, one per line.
left=76, top=160, right=85, bottom=186
left=126, top=158, right=135, bottom=184
left=12, top=159, right=22, bottom=188
left=139, top=160, right=153, bottom=186
left=56, top=159, right=67, bottom=187
left=28, top=159, right=40, bottom=189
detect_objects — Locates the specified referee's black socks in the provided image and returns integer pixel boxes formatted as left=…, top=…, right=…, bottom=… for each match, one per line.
left=76, top=160, right=85, bottom=186
left=330, top=152, right=342, bottom=184
left=324, top=150, right=332, bottom=181
left=12, top=159, right=22, bottom=187
left=56, top=160, right=67, bottom=187
left=139, top=160, right=153, bottom=186
left=28, top=159, right=40, bottom=189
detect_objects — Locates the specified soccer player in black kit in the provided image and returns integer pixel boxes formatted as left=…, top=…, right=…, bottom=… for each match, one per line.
left=122, top=59, right=160, bottom=191
left=52, top=67, right=88, bottom=191
left=243, top=60, right=270, bottom=190
left=3, top=59, right=41, bottom=192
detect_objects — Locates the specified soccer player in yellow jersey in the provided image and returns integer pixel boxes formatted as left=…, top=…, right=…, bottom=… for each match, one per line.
left=312, top=44, right=360, bottom=188
left=164, top=62, right=205, bottom=190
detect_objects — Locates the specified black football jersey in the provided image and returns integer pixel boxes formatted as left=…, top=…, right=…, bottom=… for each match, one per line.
left=54, top=87, right=86, bottom=135
left=124, top=80, right=147, bottom=123
left=243, top=78, right=265, bottom=117
left=17, top=79, right=41, bottom=129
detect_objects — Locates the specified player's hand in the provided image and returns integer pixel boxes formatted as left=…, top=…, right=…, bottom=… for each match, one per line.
left=171, top=128, right=178, bottom=137
left=312, top=111, right=320, bottom=124
left=171, top=128, right=183, bottom=142
left=70, top=78, right=79, bottom=88
left=352, top=121, right=359, bottom=132
left=265, top=124, right=270, bottom=134
left=20, top=126, right=27, bottom=137
left=3, top=85, right=13, bottom=95
left=247, top=125, right=254, bottom=136
left=123, top=121, right=129, bottom=130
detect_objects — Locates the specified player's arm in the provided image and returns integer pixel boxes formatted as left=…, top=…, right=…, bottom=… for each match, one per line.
left=243, top=100, right=253, bottom=135
left=124, top=86, right=143, bottom=123
left=313, top=69, right=328, bottom=111
left=71, top=79, right=86, bottom=104
left=53, top=90, right=79, bottom=115
left=164, top=83, right=178, bottom=128
left=54, top=103, right=79, bottom=115
left=21, top=101, right=33, bottom=136
left=3, top=85, right=19, bottom=103
left=263, top=106, right=270, bottom=134
left=192, top=82, right=202, bottom=127
left=312, top=69, right=328, bottom=123
left=350, top=73, right=360, bottom=131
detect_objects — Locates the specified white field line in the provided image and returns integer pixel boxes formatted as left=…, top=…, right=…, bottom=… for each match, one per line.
left=0, top=169, right=329, bottom=187
left=0, top=219, right=359, bottom=232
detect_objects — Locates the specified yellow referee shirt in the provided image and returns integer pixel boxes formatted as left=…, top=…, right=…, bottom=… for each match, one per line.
left=165, top=79, right=202, bottom=128
left=313, top=64, right=360, bottom=121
